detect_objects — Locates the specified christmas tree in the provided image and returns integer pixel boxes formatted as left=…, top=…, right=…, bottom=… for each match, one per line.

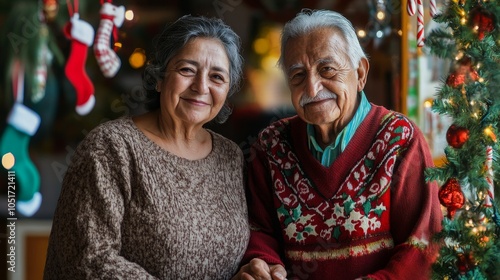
left=424, top=0, right=500, bottom=279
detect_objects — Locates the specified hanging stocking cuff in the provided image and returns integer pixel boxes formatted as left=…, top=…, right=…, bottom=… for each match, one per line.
left=67, top=13, right=95, bottom=46
left=101, top=2, right=126, bottom=27
left=7, top=103, right=41, bottom=136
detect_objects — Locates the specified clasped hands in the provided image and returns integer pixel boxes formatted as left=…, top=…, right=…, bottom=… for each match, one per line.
left=232, top=258, right=287, bottom=280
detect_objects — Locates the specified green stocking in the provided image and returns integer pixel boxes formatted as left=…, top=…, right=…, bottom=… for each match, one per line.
left=0, top=103, right=41, bottom=206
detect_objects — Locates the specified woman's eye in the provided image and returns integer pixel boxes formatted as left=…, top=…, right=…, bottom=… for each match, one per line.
left=212, top=74, right=226, bottom=83
left=178, top=67, right=195, bottom=76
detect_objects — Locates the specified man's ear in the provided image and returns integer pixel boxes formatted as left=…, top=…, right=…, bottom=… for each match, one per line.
left=356, top=57, right=370, bottom=92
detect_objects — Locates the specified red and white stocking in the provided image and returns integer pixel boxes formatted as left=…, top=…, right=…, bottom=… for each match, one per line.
left=94, top=1, right=125, bottom=78
left=64, top=13, right=95, bottom=115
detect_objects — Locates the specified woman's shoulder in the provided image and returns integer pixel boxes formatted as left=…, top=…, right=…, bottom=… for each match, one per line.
left=78, top=116, right=138, bottom=150
left=207, top=129, right=243, bottom=157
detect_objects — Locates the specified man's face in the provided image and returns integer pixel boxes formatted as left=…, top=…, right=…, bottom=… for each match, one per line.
left=283, top=27, right=368, bottom=129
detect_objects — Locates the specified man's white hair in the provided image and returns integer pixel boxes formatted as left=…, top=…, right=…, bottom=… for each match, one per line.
left=278, top=9, right=367, bottom=70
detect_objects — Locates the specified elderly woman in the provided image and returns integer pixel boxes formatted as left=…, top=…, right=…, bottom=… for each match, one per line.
left=44, top=15, right=249, bottom=279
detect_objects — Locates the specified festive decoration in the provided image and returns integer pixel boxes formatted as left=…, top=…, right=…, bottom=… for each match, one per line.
left=64, top=2, right=95, bottom=115
left=94, top=1, right=125, bottom=78
left=484, top=146, right=494, bottom=207
left=439, top=178, right=465, bottom=219
left=0, top=62, right=42, bottom=217
left=42, top=0, right=59, bottom=22
left=445, top=57, right=479, bottom=88
left=470, top=7, right=495, bottom=41
left=457, top=252, right=476, bottom=274
left=406, top=0, right=439, bottom=46
left=446, top=124, right=469, bottom=148
left=425, top=0, right=500, bottom=278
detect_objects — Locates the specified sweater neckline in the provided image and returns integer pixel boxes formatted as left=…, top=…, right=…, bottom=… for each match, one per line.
left=290, top=105, right=389, bottom=199
left=123, top=116, right=219, bottom=164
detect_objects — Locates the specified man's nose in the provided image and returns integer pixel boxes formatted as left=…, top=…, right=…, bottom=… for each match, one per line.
left=304, top=73, right=323, bottom=97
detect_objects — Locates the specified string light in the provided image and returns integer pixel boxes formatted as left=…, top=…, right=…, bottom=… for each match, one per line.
left=125, top=10, right=134, bottom=21
left=376, top=11, right=385, bottom=21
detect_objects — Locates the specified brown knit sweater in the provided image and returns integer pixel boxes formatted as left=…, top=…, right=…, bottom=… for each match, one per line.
left=44, top=117, right=250, bottom=280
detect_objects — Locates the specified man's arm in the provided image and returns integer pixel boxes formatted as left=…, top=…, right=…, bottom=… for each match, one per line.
left=365, top=127, right=443, bottom=280
left=237, top=140, right=287, bottom=275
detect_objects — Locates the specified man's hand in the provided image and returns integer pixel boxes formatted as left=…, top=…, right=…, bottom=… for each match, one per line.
left=232, top=258, right=287, bottom=280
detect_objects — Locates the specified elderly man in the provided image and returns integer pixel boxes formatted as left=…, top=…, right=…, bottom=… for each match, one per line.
left=233, top=9, right=442, bottom=280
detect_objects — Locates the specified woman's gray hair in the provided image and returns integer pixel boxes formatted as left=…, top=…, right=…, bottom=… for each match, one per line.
left=278, top=9, right=367, bottom=69
left=143, top=15, right=243, bottom=124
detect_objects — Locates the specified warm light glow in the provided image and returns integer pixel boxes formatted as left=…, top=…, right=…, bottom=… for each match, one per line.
left=424, top=100, right=433, bottom=108
left=397, top=29, right=402, bottom=36
left=484, top=126, right=497, bottom=142
left=376, top=11, right=385, bottom=21
left=455, top=51, right=464, bottom=60
left=357, top=29, right=367, bottom=38
left=2, top=152, right=15, bottom=170
left=479, top=77, right=484, bottom=83
left=474, top=25, right=479, bottom=31
left=460, top=17, right=467, bottom=25
left=125, top=10, right=134, bottom=21
left=129, top=48, right=146, bottom=69
left=253, top=38, right=270, bottom=55
left=260, top=55, right=279, bottom=70
left=114, top=42, right=122, bottom=51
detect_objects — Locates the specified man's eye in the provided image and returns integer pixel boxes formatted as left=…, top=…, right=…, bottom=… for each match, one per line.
left=290, top=73, right=305, bottom=85
left=320, top=67, right=335, bottom=78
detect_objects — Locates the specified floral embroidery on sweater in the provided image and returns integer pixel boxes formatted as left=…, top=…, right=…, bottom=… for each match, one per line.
left=259, top=113, right=414, bottom=246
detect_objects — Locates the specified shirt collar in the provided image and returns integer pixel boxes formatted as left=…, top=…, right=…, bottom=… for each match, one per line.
left=307, top=91, right=371, bottom=163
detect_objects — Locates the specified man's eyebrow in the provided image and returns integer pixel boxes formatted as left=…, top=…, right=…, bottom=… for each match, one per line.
left=287, top=57, right=338, bottom=75
left=317, top=57, right=335, bottom=65
left=287, top=63, right=304, bottom=75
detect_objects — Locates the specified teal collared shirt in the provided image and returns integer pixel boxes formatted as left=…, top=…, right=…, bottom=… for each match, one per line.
left=307, top=91, right=371, bottom=167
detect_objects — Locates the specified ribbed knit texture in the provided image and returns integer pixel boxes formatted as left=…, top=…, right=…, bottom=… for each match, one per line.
left=44, top=116, right=250, bottom=280
left=243, top=105, right=442, bottom=280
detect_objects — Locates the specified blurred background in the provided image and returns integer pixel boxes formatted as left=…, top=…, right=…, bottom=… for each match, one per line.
left=0, top=0, right=448, bottom=279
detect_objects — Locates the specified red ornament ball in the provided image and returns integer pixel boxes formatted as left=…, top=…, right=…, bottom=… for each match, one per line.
left=456, top=252, right=475, bottom=275
left=470, top=8, right=495, bottom=40
left=446, top=72, right=466, bottom=88
left=446, top=125, right=469, bottom=148
left=446, top=57, right=478, bottom=88
left=439, top=178, right=465, bottom=219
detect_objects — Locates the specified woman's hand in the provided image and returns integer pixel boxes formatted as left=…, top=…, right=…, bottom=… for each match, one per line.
left=232, top=258, right=287, bottom=280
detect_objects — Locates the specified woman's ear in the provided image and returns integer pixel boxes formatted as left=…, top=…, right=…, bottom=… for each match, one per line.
left=356, top=57, right=370, bottom=92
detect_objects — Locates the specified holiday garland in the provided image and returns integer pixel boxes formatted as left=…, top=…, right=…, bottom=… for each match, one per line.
left=423, top=0, right=500, bottom=279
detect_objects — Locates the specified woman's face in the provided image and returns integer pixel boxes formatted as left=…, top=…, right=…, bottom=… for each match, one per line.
left=159, top=37, right=230, bottom=126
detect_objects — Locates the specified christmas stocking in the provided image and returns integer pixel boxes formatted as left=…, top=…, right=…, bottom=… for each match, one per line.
left=64, top=13, right=95, bottom=115
left=94, top=2, right=125, bottom=78
left=0, top=103, right=42, bottom=216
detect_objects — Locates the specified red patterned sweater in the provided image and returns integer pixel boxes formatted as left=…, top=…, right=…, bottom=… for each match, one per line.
left=243, top=105, right=442, bottom=280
